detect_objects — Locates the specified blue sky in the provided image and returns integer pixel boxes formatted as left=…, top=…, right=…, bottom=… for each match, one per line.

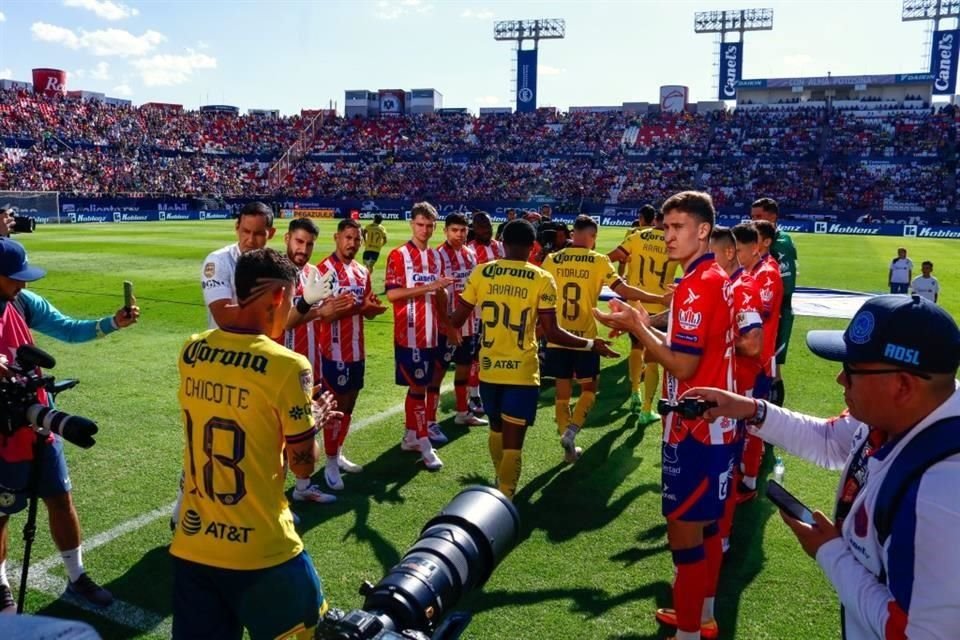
left=0, top=0, right=940, bottom=114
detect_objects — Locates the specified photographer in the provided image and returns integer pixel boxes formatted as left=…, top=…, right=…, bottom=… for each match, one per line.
left=682, top=295, right=960, bottom=639
left=0, top=239, right=115, bottom=612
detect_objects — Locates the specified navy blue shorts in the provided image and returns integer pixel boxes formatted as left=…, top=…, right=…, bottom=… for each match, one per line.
left=479, top=382, right=539, bottom=426
left=362, top=250, right=380, bottom=263
left=890, top=282, right=909, bottom=294
left=394, top=345, right=437, bottom=387
left=320, top=359, right=365, bottom=394
left=172, top=550, right=325, bottom=640
left=542, top=347, right=600, bottom=380
left=661, top=436, right=738, bottom=522
left=0, top=436, right=72, bottom=516
left=436, top=334, right=477, bottom=369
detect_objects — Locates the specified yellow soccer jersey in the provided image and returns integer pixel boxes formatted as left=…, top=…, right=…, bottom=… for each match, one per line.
left=542, top=247, right=621, bottom=349
left=171, top=329, right=316, bottom=571
left=364, top=223, right=388, bottom=252
left=619, top=227, right=679, bottom=313
left=461, top=259, right=557, bottom=386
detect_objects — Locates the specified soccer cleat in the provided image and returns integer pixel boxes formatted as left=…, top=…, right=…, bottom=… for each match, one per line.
left=736, top=480, right=758, bottom=505
left=560, top=427, right=583, bottom=464
left=427, top=422, right=449, bottom=445
left=638, top=410, right=661, bottom=426
left=401, top=430, right=423, bottom=452
left=455, top=411, right=488, bottom=426
left=292, top=484, right=337, bottom=504
left=324, top=458, right=344, bottom=491
left=338, top=452, right=363, bottom=474
left=655, top=608, right=719, bottom=639
left=628, top=392, right=642, bottom=415
left=419, top=440, right=444, bottom=471
left=0, top=584, right=15, bottom=614
left=67, top=573, right=114, bottom=608
left=468, top=396, right=486, bottom=417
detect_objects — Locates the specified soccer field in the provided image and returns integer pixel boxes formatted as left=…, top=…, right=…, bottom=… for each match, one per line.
left=7, top=220, right=958, bottom=640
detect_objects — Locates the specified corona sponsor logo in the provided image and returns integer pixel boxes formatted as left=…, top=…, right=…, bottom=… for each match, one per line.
left=182, top=339, right=269, bottom=374
left=481, top=264, right=536, bottom=280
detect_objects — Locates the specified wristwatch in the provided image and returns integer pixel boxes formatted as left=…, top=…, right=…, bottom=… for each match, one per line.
left=746, top=399, right=768, bottom=426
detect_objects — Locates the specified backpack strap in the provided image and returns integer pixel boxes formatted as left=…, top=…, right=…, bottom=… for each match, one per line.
left=874, top=415, right=960, bottom=546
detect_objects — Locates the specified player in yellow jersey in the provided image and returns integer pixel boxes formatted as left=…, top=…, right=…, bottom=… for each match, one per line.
left=171, top=248, right=340, bottom=640
left=608, top=207, right=680, bottom=424
left=362, top=214, right=388, bottom=271
left=542, top=216, right=670, bottom=462
left=448, top=220, right=618, bottom=499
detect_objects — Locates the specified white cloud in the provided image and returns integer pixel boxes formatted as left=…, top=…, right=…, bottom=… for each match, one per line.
left=474, top=95, right=501, bottom=105
left=196, top=40, right=211, bottom=50
left=0, top=11, right=6, bottom=22
left=0, top=69, right=12, bottom=79
left=132, top=50, right=217, bottom=86
left=31, top=22, right=165, bottom=57
left=375, top=0, right=432, bottom=20
left=461, top=8, right=493, bottom=19
left=89, top=61, right=110, bottom=80
left=539, top=64, right=566, bottom=76
left=63, top=0, right=139, bottom=21
left=112, top=83, right=132, bottom=96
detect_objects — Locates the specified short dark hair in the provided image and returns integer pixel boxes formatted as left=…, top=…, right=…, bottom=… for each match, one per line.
left=754, top=220, right=776, bottom=243
left=411, top=202, right=438, bottom=221
left=573, top=215, right=598, bottom=233
left=237, top=201, right=274, bottom=228
left=287, top=218, right=319, bottom=236
left=338, top=218, right=361, bottom=232
left=731, top=222, right=759, bottom=245
left=922, top=260, right=934, bottom=268
left=235, top=248, right=298, bottom=301
left=501, top=219, right=536, bottom=247
left=639, top=204, right=657, bottom=226
left=661, top=191, right=716, bottom=228
left=445, top=213, right=468, bottom=228
left=710, top=226, right=735, bottom=246
left=472, top=211, right=492, bottom=228
left=751, top=197, right=779, bottom=217
left=373, top=214, right=383, bottom=224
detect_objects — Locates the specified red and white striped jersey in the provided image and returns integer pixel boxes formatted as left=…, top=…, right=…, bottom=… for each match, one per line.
left=468, top=239, right=504, bottom=264
left=317, top=254, right=370, bottom=363
left=283, top=263, right=322, bottom=381
left=385, top=241, right=443, bottom=349
left=436, top=241, right=478, bottom=337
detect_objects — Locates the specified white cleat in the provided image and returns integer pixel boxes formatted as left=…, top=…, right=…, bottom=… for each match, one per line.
left=324, top=458, right=345, bottom=491
left=292, top=484, right=337, bottom=504
left=338, top=452, right=363, bottom=474
left=401, top=430, right=423, bottom=452
left=455, top=411, right=488, bottom=426
left=420, top=439, right=444, bottom=471
left=561, top=426, right=583, bottom=464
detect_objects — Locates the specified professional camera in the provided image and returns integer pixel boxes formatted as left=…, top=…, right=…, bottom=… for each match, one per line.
left=0, top=344, right=98, bottom=448
left=316, top=486, right=520, bottom=640
left=11, top=215, right=36, bottom=234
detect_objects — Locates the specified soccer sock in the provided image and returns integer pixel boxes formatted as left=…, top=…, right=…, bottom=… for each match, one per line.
left=60, top=547, right=85, bottom=583
left=323, top=417, right=340, bottom=457
left=336, top=415, right=352, bottom=450
left=426, top=386, right=441, bottom=423
left=555, top=398, right=571, bottom=435
left=571, top=390, right=596, bottom=428
left=629, top=349, right=644, bottom=394
left=642, top=362, right=660, bottom=412
left=498, top=449, right=522, bottom=500
left=468, top=361, right=480, bottom=392
left=0, top=560, right=9, bottom=587
left=488, top=430, right=504, bottom=473
left=455, top=381, right=468, bottom=413
left=671, top=545, right=707, bottom=634
left=741, top=433, right=763, bottom=485
left=703, top=522, right=722, bottom=622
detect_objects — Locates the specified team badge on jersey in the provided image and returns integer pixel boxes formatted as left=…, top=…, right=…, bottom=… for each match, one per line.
left=678, top=308, right=702, bottom=331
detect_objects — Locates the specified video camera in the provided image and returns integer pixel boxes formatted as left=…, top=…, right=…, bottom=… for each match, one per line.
left=657, top=397, right=717, bottom=420
left=316, top=486, right=520, bottom=640
left=0, top=345, right=98, bottom=448
left=11, top=216, right=36, bottom=234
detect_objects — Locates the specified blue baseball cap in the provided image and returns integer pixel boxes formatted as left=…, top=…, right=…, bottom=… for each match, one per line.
left=807, top=295, right=960, bottom=374
left=0, top=238, right=46, bottom=282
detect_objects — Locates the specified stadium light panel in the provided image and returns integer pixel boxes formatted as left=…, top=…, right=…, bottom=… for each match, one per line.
left=694, top=8, right=774, bottom=33
left=493, top=19, right=566, bottom=42
left=902, top=0, right=960, bottom=21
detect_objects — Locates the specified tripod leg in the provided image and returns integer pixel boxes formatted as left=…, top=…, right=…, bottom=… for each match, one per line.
left=17, top=433, right=45, bottom=614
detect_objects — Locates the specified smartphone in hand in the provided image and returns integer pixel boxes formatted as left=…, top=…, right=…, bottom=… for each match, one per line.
left=123, top=281, right=135, bottom=318
left=766, top=480, right=816, bottom=525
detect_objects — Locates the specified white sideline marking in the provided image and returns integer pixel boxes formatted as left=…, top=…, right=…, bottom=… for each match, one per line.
left=9, top=384, right=454, bottom=634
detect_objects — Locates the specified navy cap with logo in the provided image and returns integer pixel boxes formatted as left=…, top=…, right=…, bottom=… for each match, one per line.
left=0, top=238, right=46, bottom=282
left=807, top=294, right=960, bottom=374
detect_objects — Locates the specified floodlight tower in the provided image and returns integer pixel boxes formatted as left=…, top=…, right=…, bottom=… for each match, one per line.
left=694, top=8, right=773, bottom=100
left=494, top=19, right=566, bottom=113
left=902, top=0, right=960, bottom=72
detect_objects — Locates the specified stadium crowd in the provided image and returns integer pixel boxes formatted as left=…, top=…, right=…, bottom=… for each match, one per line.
left=1, top=88, right=958, bottom=215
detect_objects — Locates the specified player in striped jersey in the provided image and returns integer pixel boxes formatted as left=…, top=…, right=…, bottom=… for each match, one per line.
left=465, top=212, right=503, bottom=415
left=317, top=219, right=387, bottom=491
left=432, top=213, right=488, bottom=430
left=385, top=202, right=455, bottom=470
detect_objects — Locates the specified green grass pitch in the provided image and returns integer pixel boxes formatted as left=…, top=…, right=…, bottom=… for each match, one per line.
left=6, top=220, right=957, bottom=639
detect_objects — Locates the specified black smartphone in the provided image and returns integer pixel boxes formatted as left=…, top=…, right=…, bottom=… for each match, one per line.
left=766, top=480, right=816, bottom=525
left=123, top=281, right=134, bottom=315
